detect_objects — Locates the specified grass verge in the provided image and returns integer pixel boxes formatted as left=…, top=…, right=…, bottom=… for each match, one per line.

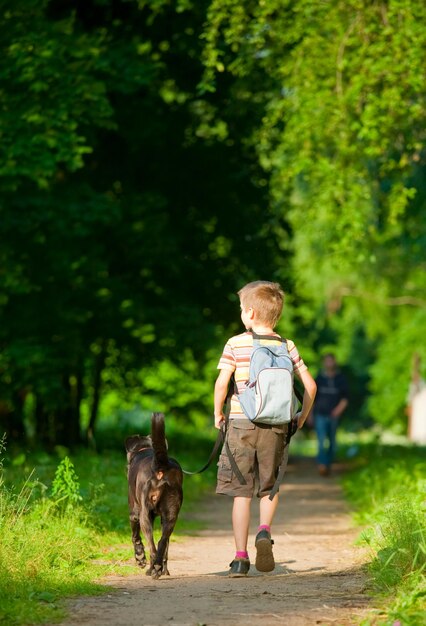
left=341, top=441, right=426, bottom=625
left=0, top=422, right=218, bottom=625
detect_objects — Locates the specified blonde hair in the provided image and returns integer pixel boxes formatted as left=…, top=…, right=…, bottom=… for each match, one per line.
left=238, top=281, right=284, bottom=328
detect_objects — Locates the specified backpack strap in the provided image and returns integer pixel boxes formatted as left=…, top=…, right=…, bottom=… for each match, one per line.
left=268, top=418, right=298, bottom=500
left=268, top=450, right=288, bottom=500
left=223, top=373, right=237, bottom=419
left=222, top=373, right=248, bottom=486
left=224, top=439, right=247, bottom=485
left=251, top=331, right=284, bottom=342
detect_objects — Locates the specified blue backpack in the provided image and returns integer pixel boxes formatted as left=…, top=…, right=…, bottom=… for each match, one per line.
left=238, top=333, right=299, bottom=426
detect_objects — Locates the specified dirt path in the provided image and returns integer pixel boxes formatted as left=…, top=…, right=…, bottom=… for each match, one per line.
left=58, top=457, right=371, bottom=626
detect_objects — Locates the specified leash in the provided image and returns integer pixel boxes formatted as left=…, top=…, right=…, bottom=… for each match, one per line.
left=181, top=376, right=236, bottom=477
left=181, top=421, right=248, bottom=484
left=181, top=424, right=225, bottom=476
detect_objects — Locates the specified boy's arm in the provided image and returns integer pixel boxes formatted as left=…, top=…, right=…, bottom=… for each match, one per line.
left=295, top=369, right=317, bottom=429
left=214, top=368, right=234, bottom=429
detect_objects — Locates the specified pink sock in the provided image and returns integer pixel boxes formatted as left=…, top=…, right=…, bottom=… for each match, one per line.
left=258, top=524, right=270, bottom=533
left=236, top=551, right=249, bottom=559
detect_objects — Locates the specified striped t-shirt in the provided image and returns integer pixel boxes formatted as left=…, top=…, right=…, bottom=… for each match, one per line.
left=217, top=331, right=307, bottom=419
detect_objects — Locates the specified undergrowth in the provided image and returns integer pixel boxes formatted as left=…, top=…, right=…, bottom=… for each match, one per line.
left=0, top=446, right=110, bottom=624
left=342, top=443, right=426, bottom=625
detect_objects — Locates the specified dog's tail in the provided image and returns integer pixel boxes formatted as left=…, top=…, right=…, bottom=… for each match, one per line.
left=151, top=412, right=169, bottom=471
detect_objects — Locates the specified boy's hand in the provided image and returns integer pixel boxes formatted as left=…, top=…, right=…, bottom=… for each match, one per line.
left=292, top=413, right=301, bottom=433
left=286, top=414, right=299, bottom=440
left=215, top=413, right=225, bottom=429
left=294, top=411, right=303, bottom=429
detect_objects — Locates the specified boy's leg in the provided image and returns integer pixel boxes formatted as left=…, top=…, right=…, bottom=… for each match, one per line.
left=255, top=427, right=287, bottom=572
left=232, top=496, right=252, bottom=551
left=216, top=420, right=257, bottom=576
left=229, top=496, right=252, bottom=577
left=254, top=493, right=279, bottom=572
left=259, top=492, right=279, bottom=527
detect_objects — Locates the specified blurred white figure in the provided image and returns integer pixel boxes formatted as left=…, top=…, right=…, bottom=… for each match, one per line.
left=407, top=353, right=426, bottom=445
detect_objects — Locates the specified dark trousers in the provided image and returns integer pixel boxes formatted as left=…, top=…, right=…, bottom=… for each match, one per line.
left=314, top=413, right=338, bottom=467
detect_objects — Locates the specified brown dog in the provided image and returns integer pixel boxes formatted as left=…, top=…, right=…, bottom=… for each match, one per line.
left=125, top=412, right=183, bottom=579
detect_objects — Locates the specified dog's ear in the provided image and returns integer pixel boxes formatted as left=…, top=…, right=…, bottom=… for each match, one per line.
left=125, top=435, right=142, bottom=453
left=125, top=435, right=152, bottom=453
left=125, top=435, right=152, bottom=464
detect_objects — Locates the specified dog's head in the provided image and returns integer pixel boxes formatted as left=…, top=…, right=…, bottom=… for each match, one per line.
left=125, top=434, right=152, bottom=463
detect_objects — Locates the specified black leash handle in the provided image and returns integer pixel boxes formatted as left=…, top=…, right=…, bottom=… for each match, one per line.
left=182, top=377, right=234, bottom=477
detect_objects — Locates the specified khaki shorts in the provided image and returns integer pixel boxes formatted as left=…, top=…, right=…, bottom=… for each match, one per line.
left=216, top=419, right=289, bottom=498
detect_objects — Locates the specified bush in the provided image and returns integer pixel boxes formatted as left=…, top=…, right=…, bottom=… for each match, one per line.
left=0, top=454, right=104, bottom=624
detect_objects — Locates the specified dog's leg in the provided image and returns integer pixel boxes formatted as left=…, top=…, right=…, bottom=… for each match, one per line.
left=161, top=538, right=170, bottom=576
left=140, top=509, right=157, bottom=576
left=130, top=508, right=147, bottom=568
left=151, top=516, right=176, bottom=579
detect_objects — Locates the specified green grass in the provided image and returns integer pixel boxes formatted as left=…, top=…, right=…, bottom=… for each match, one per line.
left=341, top=441, right=426, bottom=625
left=0, top=423, right=218, bottom=625
left=0, top=460, right=108, bottom=624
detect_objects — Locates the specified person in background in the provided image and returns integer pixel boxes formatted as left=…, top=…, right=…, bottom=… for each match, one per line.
left=406, top=353, right=426, bottom=445
left=312, top=353, right=348, bottom=476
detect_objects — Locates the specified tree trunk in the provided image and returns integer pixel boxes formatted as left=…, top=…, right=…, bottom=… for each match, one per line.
left=86, top=343, right=106, bottom=449
left=34, top=398, right=52, bottom=447
left=52, top=373, right=83, bottom=447
left=0, top=390, right=27, bottom=444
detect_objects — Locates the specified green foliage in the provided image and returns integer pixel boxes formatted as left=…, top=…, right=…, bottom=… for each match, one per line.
left=343, top=444, right=426, bottom=624
left=368, top=309, right=426, bottom=429
left=200, top=0, right=426, bottom=430
left=0, top=2, right=114, bottom=189
left=1, top=0, right=425, bottom=446
left=0, top=0, right=277, bottom=446
left=0, top=456, right=104, bottom=624
left=51, top=456, right=83, bottom=511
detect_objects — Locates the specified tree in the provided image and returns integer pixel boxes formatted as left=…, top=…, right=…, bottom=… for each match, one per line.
left=200, top=0, right=426, bottom=428
left=0, top=0, right=281, bottom=446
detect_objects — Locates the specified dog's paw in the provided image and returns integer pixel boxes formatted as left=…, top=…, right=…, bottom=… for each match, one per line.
left=151, top=564, right=163, bottom=580
left=135, top=550, right=147, bottom=568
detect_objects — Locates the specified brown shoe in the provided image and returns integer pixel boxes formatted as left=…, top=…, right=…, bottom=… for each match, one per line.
left=318, top=464, right=330, bottom=476
left=255, top=530, right=275, bottom=572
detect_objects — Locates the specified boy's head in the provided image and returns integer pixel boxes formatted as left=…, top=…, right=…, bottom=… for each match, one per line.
left=238, top=281, right=284, bottom=329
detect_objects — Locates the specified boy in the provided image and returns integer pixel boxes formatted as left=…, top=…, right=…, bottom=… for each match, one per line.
left=214, top=281, right=317, bottom=577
